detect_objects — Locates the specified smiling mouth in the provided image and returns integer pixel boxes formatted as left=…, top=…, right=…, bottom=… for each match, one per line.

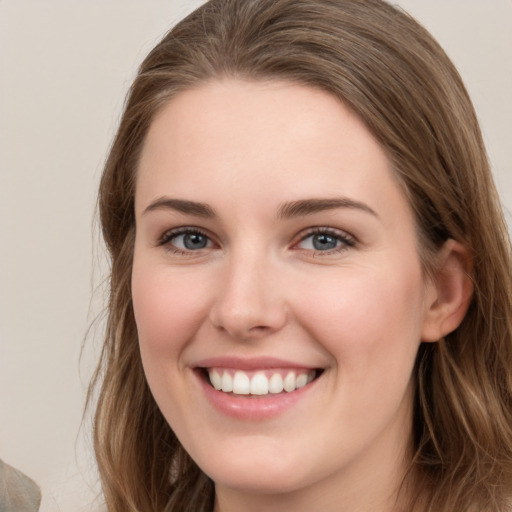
left=203, top=368, right=322, bottom=396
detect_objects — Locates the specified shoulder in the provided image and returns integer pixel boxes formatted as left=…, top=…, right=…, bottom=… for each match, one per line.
left=0, top=458, right=41, bottom=512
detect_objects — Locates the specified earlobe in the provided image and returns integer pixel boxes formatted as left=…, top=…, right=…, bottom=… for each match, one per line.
left=421, top=239, right=473, bottom=343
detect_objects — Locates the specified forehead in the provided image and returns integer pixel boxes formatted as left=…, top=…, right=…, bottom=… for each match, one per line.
left=140, top=79, right=381, bottom=167
left=135, top=79, right=410, bottom=225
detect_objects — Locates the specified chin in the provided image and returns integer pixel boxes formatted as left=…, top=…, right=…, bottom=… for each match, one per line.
left=197, top=449, right=317, bottom=496
left=212, top=471, right=307, bottom=496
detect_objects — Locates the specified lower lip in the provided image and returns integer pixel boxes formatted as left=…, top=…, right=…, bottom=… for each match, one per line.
left=195, top=370, right=319, bottom=421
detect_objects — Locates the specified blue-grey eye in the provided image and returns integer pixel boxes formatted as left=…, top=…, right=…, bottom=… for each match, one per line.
left=181, top=232, right=209, bottom=250
left=296, top=230, right=353, bottom=252
left=166, top=230, right=212, bottom=251
left=311, top=233, right=339, bottom=250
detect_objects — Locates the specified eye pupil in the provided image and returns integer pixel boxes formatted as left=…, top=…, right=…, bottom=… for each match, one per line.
left=313, top=233, right=338, bottom=250
left=184, top=233, right=207, bottom=250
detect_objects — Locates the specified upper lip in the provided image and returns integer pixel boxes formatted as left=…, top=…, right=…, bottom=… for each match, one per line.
left=193, top=356, right=320, bottom=372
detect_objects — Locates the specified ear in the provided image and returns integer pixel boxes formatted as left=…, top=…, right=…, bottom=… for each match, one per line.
left=421, top=239, right=473, bottom=343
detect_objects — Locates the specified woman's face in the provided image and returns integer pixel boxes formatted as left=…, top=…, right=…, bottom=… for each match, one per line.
left=132, top=80, right=435, bottom=505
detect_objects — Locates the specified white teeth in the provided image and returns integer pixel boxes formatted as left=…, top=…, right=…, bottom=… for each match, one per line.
left=269, top=373, right=284, bottom=393
left=221, top=372, right=233, bottom=392
left=250, top=372, right=269, bottom=395
left=207, top=368, right=317, bottom=395
left=232, top=371, right=250, bottom=394
left=210, top=369, right=222, bottom=390
left=296, top=373, right=308, bottom=388
left=283, top=372, right=296, bottom=392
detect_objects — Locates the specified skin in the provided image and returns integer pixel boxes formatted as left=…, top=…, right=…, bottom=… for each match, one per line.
left=132, top=79, right=469, bottom=512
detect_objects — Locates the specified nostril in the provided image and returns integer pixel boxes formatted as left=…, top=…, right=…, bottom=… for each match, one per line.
left=210, top=312, right=283, bottom=341
left=250, top=325, right=270, bottom=333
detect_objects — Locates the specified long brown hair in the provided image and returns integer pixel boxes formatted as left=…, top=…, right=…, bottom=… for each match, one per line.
left=90, top=0, right=512, bottom=510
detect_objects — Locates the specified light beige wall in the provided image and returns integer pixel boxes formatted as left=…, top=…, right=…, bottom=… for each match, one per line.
left=0, top=1, right=510, bottom=510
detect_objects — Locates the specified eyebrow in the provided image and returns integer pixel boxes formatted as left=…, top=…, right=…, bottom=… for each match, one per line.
left=277, top=197, right=378, bottom=219
left=142, top=196, right=377, bottom=219
left=143, top=197, right=217, bottom=217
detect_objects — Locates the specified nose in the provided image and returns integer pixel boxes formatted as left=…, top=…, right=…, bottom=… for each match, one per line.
left=208, top=250, right=288, bottom=341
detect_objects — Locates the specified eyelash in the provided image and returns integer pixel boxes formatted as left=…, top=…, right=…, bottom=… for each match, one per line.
left=294, top=227, right=356, bottom=255
left=157, top=226, right=356, bottom=256
left=157, top=227, right=213, bottom=255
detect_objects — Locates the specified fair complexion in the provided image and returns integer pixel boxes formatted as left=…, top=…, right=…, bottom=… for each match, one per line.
left=132, top=79, right=471, bottom=512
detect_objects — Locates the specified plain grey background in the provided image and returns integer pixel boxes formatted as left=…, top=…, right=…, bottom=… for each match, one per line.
left=1, top=1, right=511, bottom=510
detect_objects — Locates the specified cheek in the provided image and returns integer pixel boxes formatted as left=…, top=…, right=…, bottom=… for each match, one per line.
left=293, top=265, right=425, bottom=372
left=131, top=262, right=212, bottom=357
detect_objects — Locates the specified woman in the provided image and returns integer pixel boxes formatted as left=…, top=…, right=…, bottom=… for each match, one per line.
left=90, top=0, right=512, bottom=510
